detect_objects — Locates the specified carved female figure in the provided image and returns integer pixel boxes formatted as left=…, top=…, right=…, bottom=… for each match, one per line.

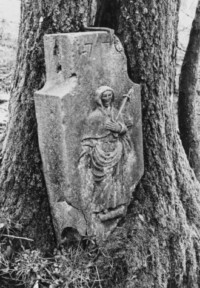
left=79, top=86, right=135, bottom=216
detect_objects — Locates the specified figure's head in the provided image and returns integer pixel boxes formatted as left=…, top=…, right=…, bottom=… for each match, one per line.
left=95, top=86, right=114, bottom=108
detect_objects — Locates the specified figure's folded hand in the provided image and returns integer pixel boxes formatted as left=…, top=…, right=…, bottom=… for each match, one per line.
left=105, top=120, right=121, bottom=132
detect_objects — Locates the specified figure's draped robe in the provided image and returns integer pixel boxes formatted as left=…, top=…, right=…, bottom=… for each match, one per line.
left=79, top=106, right=135, bottom=213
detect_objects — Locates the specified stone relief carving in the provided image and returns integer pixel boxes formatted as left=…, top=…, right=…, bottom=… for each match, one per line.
left=78, top=86, right=135, bottom=221
left=34, top=31, right=143, bottom=243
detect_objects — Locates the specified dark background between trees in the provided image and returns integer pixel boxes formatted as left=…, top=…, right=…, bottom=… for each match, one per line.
left=1, top=0, right=200, bottom=287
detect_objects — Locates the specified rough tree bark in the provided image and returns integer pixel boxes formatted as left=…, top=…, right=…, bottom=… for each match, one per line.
left=0, top=0, right=97, bottom=251
left=1, top=0, right=200, bottom=287
left=100, top=1, right=200, bottom=287
left=179, top=0, right=200, bottom=181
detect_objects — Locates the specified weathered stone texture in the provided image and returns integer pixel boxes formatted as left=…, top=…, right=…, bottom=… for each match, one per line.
left=35, top=31, right=143, bottom=243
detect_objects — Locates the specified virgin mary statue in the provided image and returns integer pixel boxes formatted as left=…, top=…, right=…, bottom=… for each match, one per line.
left=78, top=86, right=135, bottom=216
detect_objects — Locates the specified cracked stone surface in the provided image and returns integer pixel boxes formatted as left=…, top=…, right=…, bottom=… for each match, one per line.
left=34, top=31, right=143, bottom=243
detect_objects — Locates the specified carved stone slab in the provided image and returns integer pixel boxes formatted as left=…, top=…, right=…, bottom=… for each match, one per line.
left=34, top=31, right=143, bottom=243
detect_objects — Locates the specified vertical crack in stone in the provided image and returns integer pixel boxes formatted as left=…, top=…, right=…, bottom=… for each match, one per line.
left=53, top=39, right=59, bottom=56
left=56, top=63, right=62, bottom=73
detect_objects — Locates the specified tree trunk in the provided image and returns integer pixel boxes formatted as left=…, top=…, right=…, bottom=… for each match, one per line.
left=1, top=0, right=200, bottom=287
left=179, top=0, right=200, bottom=181
left=0, top=0, right=97, bottom=251
left=98, top=1, right=200, bottom=287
